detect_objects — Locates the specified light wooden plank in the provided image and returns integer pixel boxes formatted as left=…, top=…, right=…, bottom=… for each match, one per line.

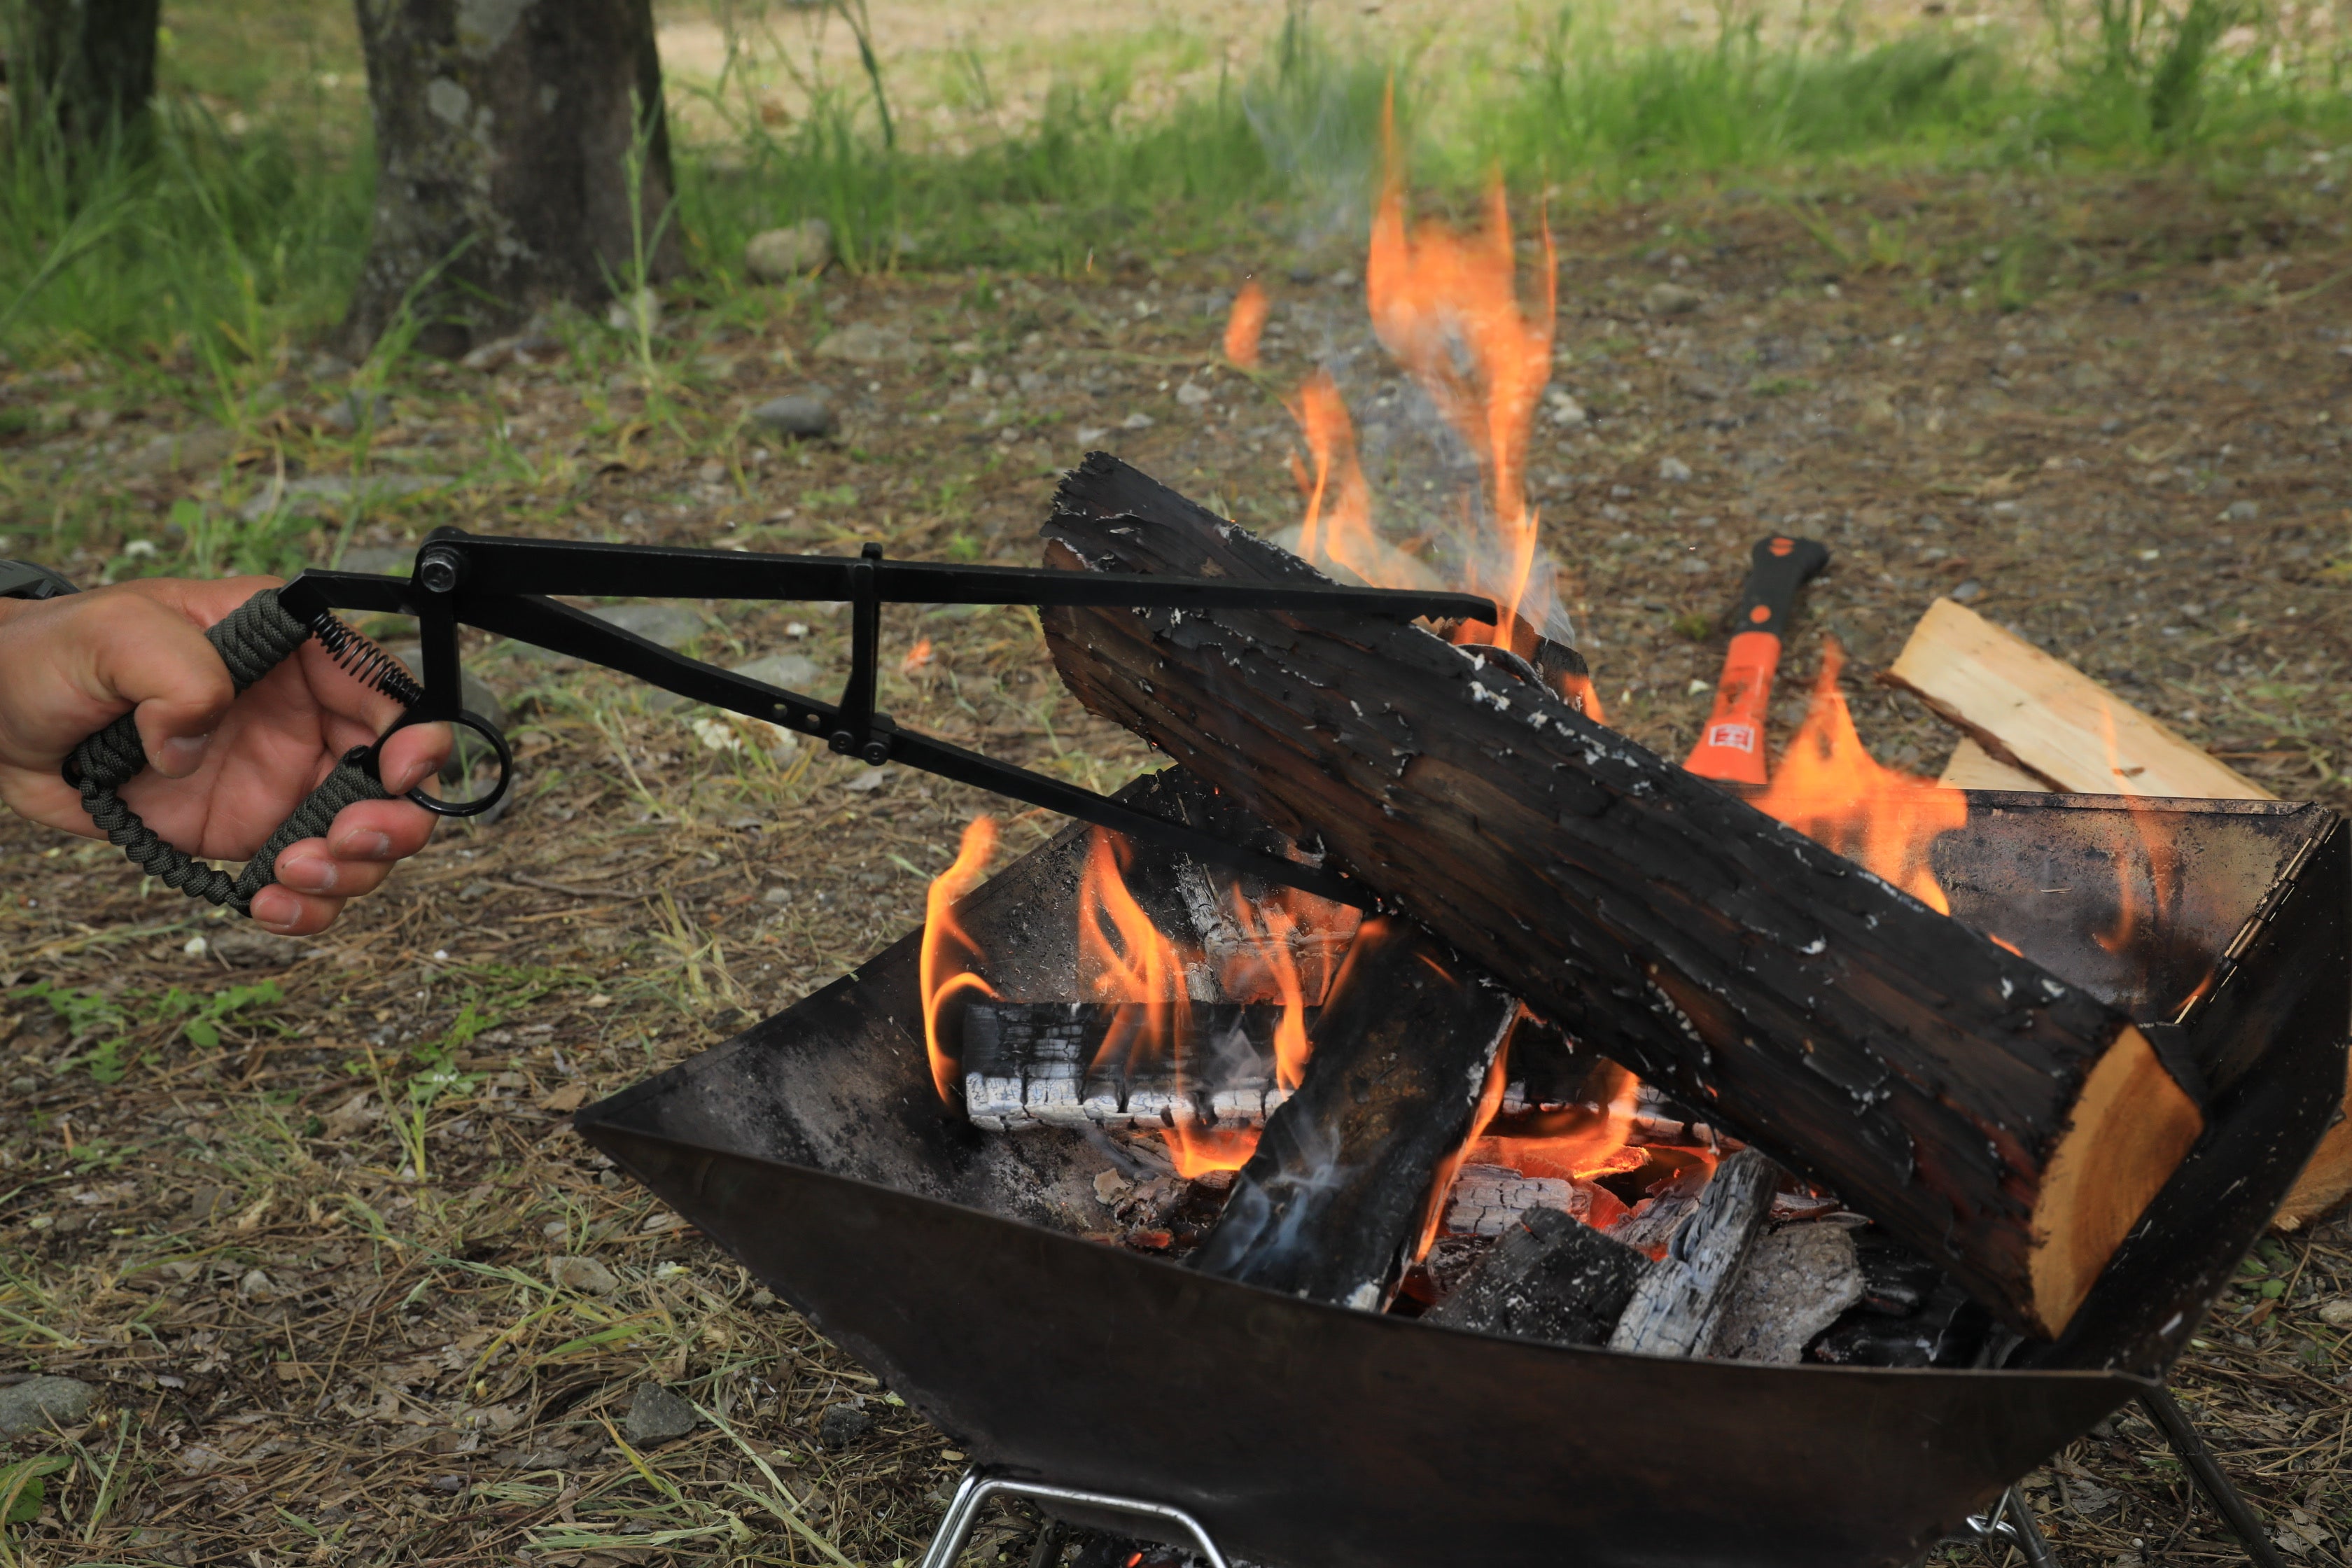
left=1938, top=736, right=2051, bottom=792
left=1885, top=597, right=2273, bottom=802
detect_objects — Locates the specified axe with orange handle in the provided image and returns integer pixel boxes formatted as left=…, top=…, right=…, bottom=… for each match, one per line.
left=1683, top=533, right=1832, bottom=788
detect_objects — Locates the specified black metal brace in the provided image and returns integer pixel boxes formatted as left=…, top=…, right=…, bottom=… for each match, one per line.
left=279, top=529, right=1500, bottom=909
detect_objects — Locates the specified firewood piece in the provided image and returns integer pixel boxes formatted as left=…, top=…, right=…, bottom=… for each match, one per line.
left=1886, top=597, right=2274, bottom=799
left=1603, top=1164, right=1713, bottom=1257
left=1938, top=736, right=2050, bottom=792
left=1189, top=918, right=1518, bottom=1310
left=1427, top=1206, right=1647, bottom=1348
left=1443, top=1164, right=1619, bottom=1238
left=1810, top=1279, right=1992, bottom=1368
left=1707, top=1222, right=1867, bottom=1364
left=1608, top=1149, right=1779, bottom=1357
left=1039, top=453, right=2206, bottom=1339
left=960, top=1002, right=1305, bottom=1133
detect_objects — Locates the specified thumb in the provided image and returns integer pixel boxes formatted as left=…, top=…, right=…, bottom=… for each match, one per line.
left=83, top=594, right=237, bottom=780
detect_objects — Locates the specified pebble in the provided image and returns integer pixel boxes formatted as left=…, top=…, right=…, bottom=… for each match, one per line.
left=2222, top=499, right=2261, bottom=523
left=607, top=288, right=661, bottom=336
left=623, top=1382, right=698, bottom=1446
left=2318, top=1298, right=2352, bottom=1326
left=745, top=218, right=834, bottom=281
left=818, top=1401, right=872, bottom=1450
left=749, top=391, right=835, bottom=439
left=1175, top=381, right=1211, bottom=408
left=550, top=1256, right=619, bottom=1296
left=1645, top=281, right=1703, bottom=315
left=814, top=321, right=923, bottom=365
left=1950, top=579, right=1985, bottom=604
left=1657, top=456, right=1693, bottom=483
left=0, top=1376, right=97, bottom=1438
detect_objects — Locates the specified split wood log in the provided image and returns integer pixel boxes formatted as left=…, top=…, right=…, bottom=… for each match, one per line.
left=960, top=1001, right=1306, bottom=1132
left=1887, top=597, right=2273, bottom=799
left=1189, top=918, right=1517, bottom=1310
left=1707, top=1222, right=1866, bottom=1363
left=1892, top=598, right=2351, bottom=1231
left=1427, top=1205, right=1647, bottom=1348
left=1604, top=1164, right=1713, bottom=1257
left=1608, top=1149, right=1780, bottom=1357
left=1039, top=453, right=2204, bottom=1338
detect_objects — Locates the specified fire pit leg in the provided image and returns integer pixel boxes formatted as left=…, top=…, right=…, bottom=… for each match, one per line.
left=2139, top=1388, right=2293, bottom=1568
left=1963, top=1488, right=2062, bottom=1567
left=920, top=1469, right=1233, bottom=1568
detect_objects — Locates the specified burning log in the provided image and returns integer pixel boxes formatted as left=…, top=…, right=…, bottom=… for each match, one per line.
left=1189, top=918, right=1518, bottom=1309
left=1037, top=453, right=2205, bottom=1340
left=1427, top=1205, right=1647, bottom=1348
left=1707, top=1222, right=1866, bottom=1363
left=1608, top=1149, right=1780, bottom=1357
left=960, top=1001, right=1306, bottom=1133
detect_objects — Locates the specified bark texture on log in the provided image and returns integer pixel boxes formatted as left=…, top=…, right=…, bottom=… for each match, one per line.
left=342, top=0, right=680, bottom=356
left=1189, top=918, right=1516, bottom=1310
left=1039, top=453, right=2202, bottom=1339
left=7, top=0, right=159, bottom=144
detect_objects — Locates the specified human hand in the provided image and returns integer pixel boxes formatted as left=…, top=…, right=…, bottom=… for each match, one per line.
left=0, top=577, right=451, bottom=934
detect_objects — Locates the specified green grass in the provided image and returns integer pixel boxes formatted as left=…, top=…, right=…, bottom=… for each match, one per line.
left=4, top=2, right=2352, bottom=372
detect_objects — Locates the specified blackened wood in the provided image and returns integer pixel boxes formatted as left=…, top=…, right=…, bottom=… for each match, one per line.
left=1604, top=1163, right=1712, bottom=1257
left=342, top=0, right=682, bottom=357
left=1037, top=451, right=2203, bottom=1340
left=1189, top=918, right=1516, bottom=1310
left=1707, top=1222, right=1866, bottom=1364
left=960, top=1000, right=1307, bottom=1132
left=1609, top=1149, right=1779, bottom=1357
left=1427, top=1206, right=1646, bottom=1348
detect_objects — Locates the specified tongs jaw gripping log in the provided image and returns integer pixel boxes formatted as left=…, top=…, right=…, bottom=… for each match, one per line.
left=71, top=528, right=1496, bottom=916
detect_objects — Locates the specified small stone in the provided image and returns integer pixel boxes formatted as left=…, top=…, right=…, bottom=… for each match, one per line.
left=206, top=930, right=307, bottom=969
left=2318, top=1298, right=2352, bottom=1326
left=511, top=1445, right=573, bottom=1470
left=0, top=1376, right=97, bottom=1437
left=1657, top=455, right=1693, bottom=483
left=607, top=288, right=662, bottom=336
left=746, top=219, right=834, bottom=281
left=749, top=391, right=835, bottom=439
left=237, top=1268, right=274, bottom=1299
left=1174, top=381, right=1211, bottom=408
left=1120, top=412, right=1154, bottom=430
left=818, top=1401, right=872, bottom=1450
left=1950, top=579, right=1984, bottom=604
left=6, top=1075, right=37, bottom=1096
left=1645, top=281, right=1703, bottom=315
left=733, top=651, right=822, bottom=692
left=623, top=1383, right=698, bottom=1446
left=1548, top=395, right=1587, bottom=428
left=2222, top=499, right=2261, bottom=523
left=318, top=388, right=391, bottom=435
left=814, top=321, right=923, bottom=365
left=550, top=1256, right=619, bottom=1296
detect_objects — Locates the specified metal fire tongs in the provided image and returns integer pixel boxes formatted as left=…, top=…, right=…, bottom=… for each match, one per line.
left=74, top=528, right=1493, bottom=916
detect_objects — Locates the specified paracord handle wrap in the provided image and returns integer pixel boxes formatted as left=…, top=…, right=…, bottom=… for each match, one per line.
left=67, top=588, right=394, bottom=916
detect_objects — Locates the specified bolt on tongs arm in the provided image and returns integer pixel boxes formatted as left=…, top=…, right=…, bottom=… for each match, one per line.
left=281, top=528, right=1497, bottom=909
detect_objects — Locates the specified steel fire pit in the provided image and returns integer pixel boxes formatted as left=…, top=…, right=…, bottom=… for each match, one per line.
left=575, top=773, right=2346, bottom=1568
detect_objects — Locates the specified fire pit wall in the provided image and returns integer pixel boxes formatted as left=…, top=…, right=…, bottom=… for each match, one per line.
left=577, top=772, right=2346, bottom=1568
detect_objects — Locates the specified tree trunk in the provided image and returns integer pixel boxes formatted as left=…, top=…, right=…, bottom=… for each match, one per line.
left=1037, top=453, right=2205, bottom=1341
left=341, top=0, right=680, bottom=358
left=5, top=0, right=160, bottom=146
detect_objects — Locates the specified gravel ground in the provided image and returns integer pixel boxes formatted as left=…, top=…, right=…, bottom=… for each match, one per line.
left=0, top=165, right=2348, bottom=1564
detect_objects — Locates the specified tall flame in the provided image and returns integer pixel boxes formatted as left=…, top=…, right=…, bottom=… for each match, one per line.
left=1222, top=890, right=1312, bottom=1093
left=1365, top=90, right=1556, bottom=655
left=921, top=816, right=1000, bottom=1102
left=1466, top=1057, right=1644, bottom=1183
left=1223, top=279, right=1268, bottom=370
left=1751, top=642, right=1969, bottom=914
left=1413, top=986, right=1518, bottom=1266
left=1284, top=370, right=1435, bottom=593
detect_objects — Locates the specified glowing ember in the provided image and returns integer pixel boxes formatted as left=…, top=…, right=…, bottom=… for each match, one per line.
left=1751, top=640, right=1970, bottom=915
left=1222, top=278, right=1269, bottom=370
left=1220, top=890, right=1313, bottom=1094
left=921, top=816, right=1000, bottom=1101
left=1466, top=1058, right=1644, bottom=1184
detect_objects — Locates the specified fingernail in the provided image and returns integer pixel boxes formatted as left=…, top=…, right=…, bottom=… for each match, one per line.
left=335, top=830, right=394, bottom=860
left=279, top=857, right=339, bottom=894
left=250, top=890, right=300, bottom=931
left=158, top=734, right=212, bottom=777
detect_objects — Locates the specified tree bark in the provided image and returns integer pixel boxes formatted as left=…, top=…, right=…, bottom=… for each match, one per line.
left=6, top=0, right=160, bottom=146
left=1037, top=453, right=2204, bottom=1341
left=341, top=0, right=680, bottom=358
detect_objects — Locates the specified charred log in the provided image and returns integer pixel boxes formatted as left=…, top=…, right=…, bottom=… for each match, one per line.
left=1609, top=1149, right=1780, bottom=1357
left=1427, top=1206, right=1647, bottom=1348
left=1037, top=452, right=2204, bottom=1340
left=961, top=1001, right=1308, bottom=1133
left=1707, top=1222, right=1866, bottom=1363
left=1189, top=918, right=1516, bottom=1310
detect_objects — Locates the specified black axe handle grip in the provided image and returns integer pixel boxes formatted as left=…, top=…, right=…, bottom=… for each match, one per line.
left=1730, top=534, right=1832, bottom=639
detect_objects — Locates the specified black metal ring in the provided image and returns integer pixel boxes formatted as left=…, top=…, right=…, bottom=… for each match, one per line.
left=378, top=708, right=514, bottom=819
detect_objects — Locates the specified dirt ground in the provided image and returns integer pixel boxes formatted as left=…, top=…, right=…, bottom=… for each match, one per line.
left=3, top=164, right=2352, bottom=1564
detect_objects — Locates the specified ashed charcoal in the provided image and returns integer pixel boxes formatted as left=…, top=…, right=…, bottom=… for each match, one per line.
left=1427, top=1206, right=1647, bottom=1348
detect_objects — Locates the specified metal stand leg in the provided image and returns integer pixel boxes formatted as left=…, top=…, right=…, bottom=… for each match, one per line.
left=2139, top=1389, right=2292, bottom=1568
left=920, top=1469, right=1232, bottom=1568
left=1965, top=1487, right=2062, bottom=1567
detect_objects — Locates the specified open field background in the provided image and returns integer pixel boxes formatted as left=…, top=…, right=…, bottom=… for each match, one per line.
left=3, top=1, right=2352, bottom=1563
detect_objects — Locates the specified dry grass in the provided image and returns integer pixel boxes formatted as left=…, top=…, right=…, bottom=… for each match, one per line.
left=0, top=161, right=2349, bottom=1564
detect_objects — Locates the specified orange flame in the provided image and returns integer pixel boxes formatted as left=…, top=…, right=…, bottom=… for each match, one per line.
left=1414, top=986, right=1518, bottom=1265
left=1283, top=370, right=1432, bottom=593
left=1751, top=641, right=1968, bottom=914
left=1222, top=279, right=1268, bottom=370
left=921, top=816, right=1000, bottom=1102
left=1466, top=1057, right=1644, bottom=1183
left=1219, top=891, right=1313, bottom=1093
left=1365, top=91, right=1555, bottom=657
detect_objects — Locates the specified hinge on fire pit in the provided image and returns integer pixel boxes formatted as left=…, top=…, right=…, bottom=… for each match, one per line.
left=920, top=1469, right=1232, bottom=1568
